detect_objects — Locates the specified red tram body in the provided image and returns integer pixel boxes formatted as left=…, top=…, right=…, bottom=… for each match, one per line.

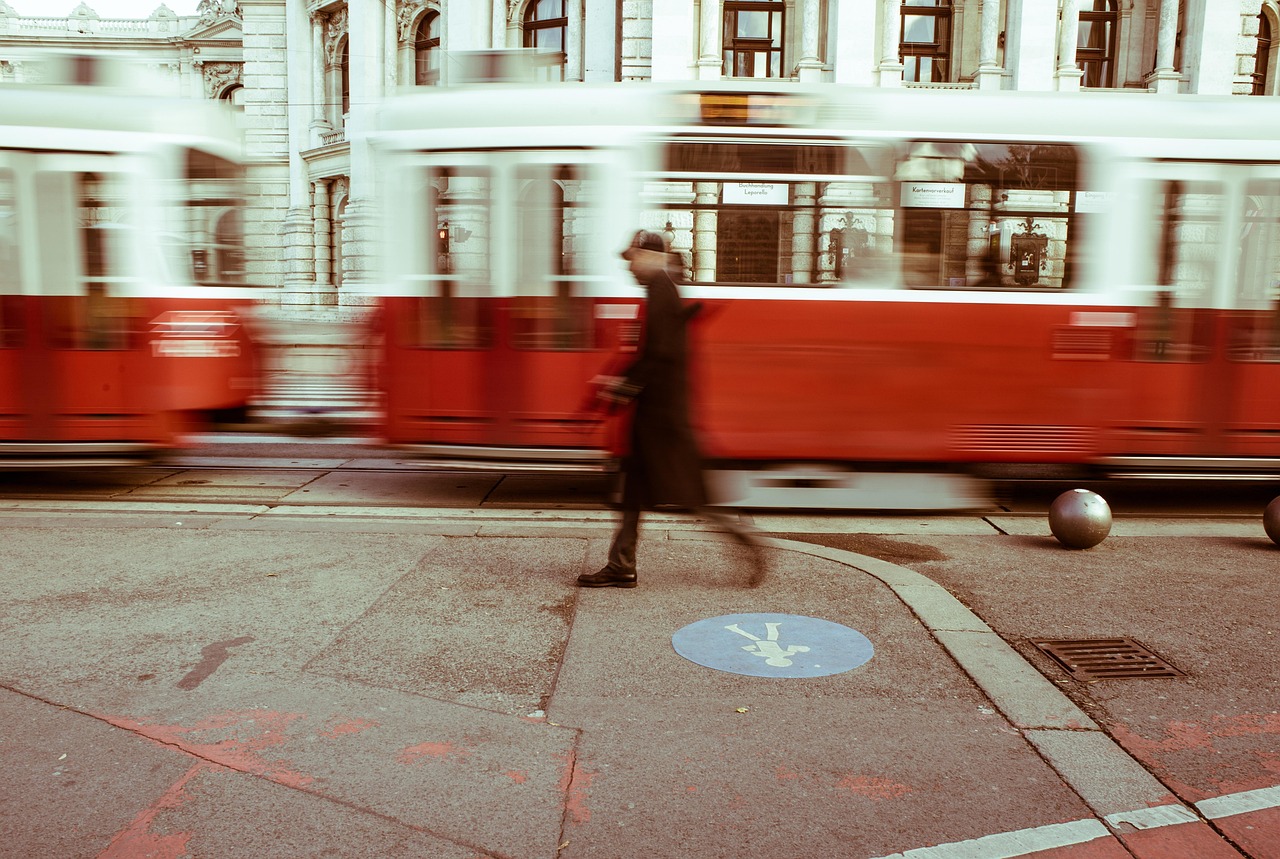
left=0, top=57, right=261, bottom=467
left=370, top=82, right=1280, bottom=508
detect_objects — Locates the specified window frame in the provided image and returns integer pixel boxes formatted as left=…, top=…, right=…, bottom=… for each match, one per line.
left=723, top=0, right=786, bottom=80
left=1254, top=11, right=1274, bottom=96
left=899, top=0, right=953, bottom=84
left=415, top=11, right=441, bottom=87
left=1077, top=0, right=1119, bottom=89
left=523, top=0, right=567, bottom=82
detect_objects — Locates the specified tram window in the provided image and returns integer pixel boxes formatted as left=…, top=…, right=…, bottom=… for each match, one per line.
left=0, top=170, right=20, bottom=348
left=514, top=164, right=595, bottom=350
left=896, top=142, right=1080, bottom=290
left=176, top=149, right=248, bottom=286
left=77, top=173, right=137, bottom=350
left=646, top=140, right=896, bottom=286
left=34, top=171, right=138, bottom=350
left=413, top=166, right=492, bottom=349
left=1231, top=180, right=1280, bottom=362
left=643, top=180, right=896, bottom=286
left=1135, top=180, right=1223, bottom=362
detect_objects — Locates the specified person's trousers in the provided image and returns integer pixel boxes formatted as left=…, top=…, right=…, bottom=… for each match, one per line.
left=606, top=505, right=762, bottom=574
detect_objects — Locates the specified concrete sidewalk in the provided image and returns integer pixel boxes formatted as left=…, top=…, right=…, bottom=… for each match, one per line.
left=0, top=509, right=1269, bottom=858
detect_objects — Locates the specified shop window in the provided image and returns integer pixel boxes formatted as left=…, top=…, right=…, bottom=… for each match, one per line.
left=650, top=141, right=896, bottom=286
left=895, top=142, right=1082, bottom=290
left=901, top=0, right=952, bottom=84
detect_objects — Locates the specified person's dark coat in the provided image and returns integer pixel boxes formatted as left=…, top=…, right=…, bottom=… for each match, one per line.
left=615, top=266, right=708, bottom=511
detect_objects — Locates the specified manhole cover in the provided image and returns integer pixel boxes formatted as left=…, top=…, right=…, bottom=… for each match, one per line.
left=1031, top=638, right=1186, bottom=681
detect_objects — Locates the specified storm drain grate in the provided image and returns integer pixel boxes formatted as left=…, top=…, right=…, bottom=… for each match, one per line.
left=1031, top=638, right=1186, bottom=681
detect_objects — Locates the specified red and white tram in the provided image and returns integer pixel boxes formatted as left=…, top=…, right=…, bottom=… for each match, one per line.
left=368, top=80, right=1280, bottom=508
left=0, top=55, right=261, bottom=467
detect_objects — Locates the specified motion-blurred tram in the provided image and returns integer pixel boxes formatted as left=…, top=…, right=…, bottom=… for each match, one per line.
left=0, top=55, right=261, bottom=467
left=368, top=79, right=1280, bottom=508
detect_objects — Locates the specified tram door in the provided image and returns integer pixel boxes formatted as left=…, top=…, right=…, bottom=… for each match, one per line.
left=1116, top=162, right=1280, bottom=457
left=395, top=152, right=619, bottom=450
left=0, top=154, right=149, bottom=442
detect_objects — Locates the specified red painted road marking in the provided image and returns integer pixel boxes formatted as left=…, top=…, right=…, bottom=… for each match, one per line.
left=97, top=762, right=204, bottom=859
left=103, top=710, right=314, bottom=789
left=397, top=741, right=472, bottom=765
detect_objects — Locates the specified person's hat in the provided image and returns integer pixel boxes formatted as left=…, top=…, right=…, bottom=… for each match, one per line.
left=621, top=229, right=667, bottom=260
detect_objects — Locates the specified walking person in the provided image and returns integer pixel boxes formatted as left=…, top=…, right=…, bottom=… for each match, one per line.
left=577, top=230, right=765, bottom=590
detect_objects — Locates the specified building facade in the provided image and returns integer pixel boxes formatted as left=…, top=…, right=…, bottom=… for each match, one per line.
left=2, top=0, right=1280, bottom=373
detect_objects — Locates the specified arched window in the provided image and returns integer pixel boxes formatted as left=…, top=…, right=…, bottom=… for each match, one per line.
left=1078, top=0, right=1118, bottom=88
left=415, top=11, right=441, bottom=86
left=901, top=0, right=952, bottom=84
left=219, top=84, right=245, bottom=111
left=1254, top=12, right=1274, bottom=96
left=523, top=0, right=566, bottom=81
left=723, top=0, right=785, bottom=78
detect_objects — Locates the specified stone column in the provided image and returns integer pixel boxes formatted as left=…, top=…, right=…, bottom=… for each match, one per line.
left=975, top=0, right=1004, bottom=90
left=310, top=11, right=330, bottom=143
left=697, top=0, right=722, bottom=80
left=797, top=0, right=824, bottom=81
left=878, top=0, right=904, bottom=87
left=341, top=0, right=379, bottom=301
left=1055, top=0, right=1083, bottom=90
left=693, top=183, right=719, bottom=283
left=791, top=183, right=817, bottom=284
left=1147, top=0, right=1181, bottom=94
left=832, top=0, right=878, bottom=85
left=566, top=0, right=583, bottom=80
left=1003, top=0, right=1057, bottom=91
left=313, top=179, right=334, bottom=305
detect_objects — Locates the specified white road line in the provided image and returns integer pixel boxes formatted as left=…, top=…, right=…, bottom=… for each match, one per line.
left=1104, top=804, right=1200, bottom=829
left=1197, top=784, right=1280, bottom=819
left=870, top=818, right=1109, bottom=859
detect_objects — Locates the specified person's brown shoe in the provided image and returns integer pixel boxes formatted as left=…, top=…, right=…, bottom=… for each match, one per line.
left=576, top=566, right=638, bottom=588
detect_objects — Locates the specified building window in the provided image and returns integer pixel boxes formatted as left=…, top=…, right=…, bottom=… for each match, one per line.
left=900, top=0, right=952, bottom=83
left=523, top=0, right=566, bottom=81
left=416, top=11, right=441, bottom=86
left=723, top=1, right=785, bottom=79
left=1078, top=0, right=1118, bottom=88
left=339, top=37, right=350, bottom=116
left=219, top=84, right=245, bottom=111
left=1254, top=12, right=1273, bottom=95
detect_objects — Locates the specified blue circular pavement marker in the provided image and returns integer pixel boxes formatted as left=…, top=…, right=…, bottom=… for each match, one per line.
left=672, top=613, right=874, bottom=678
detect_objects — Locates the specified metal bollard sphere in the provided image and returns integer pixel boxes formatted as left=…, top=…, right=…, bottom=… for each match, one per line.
left=1048, top=489, right=1112, bottom=549
left=1265, top=497, right=1280, bottom=546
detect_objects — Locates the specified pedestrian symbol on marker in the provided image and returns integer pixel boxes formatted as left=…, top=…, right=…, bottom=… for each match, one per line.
left=672, top=613, right=875, bottom=678
left=725, top=622, right=811, bottom=667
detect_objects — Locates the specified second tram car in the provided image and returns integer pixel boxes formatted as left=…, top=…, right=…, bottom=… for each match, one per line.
left=369, top=81, right=1280, bottom=508
left=0, top=55, right=262, bottom=467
